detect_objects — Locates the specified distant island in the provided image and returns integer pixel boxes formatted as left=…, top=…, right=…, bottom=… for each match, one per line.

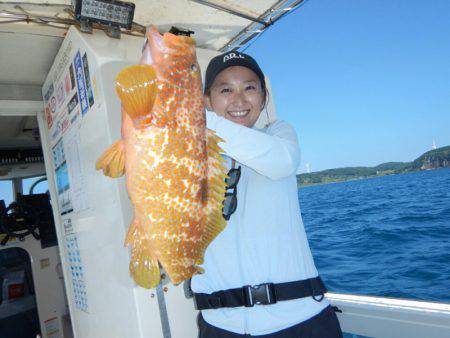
left=297, top=146, right=450, bottom=187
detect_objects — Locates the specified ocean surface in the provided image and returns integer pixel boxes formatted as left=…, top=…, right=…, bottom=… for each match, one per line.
left=299, top=168, right=450, bottom=304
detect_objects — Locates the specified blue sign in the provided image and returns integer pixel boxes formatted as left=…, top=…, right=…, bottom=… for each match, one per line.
left=74, top=50, right=89, bottom=115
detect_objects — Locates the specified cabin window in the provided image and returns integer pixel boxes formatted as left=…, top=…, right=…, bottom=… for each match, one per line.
left=22, top=176, right=48, bottom=195
left=0, top=180, right=13, bottom=206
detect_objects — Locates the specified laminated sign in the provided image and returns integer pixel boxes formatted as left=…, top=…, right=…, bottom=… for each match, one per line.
left=74, top=50, right=89, bottom=116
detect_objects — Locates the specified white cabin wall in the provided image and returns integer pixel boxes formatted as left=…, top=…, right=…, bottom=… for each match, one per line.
left=38, top=25, right=222, bottom=338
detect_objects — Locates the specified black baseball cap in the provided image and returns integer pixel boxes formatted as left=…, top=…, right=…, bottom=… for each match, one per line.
left=204, top=51, right=266, bottom=94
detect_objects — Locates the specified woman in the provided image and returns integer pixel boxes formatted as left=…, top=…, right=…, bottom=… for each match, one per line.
left=190, top=51, right=343, bottom=338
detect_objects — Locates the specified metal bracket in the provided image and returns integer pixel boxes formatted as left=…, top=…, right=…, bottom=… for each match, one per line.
left=105, top=25, right=121, bottom=39
left=79, top=20, right=92, bottom=34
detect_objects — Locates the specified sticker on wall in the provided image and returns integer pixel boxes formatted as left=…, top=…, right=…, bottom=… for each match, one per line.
left=56, top=81, right=66, bottom=107
left=74, top=50, right=89, bottom=116
left=44, top=317, right=60, bottom=338
left=64, top=71, right=72, bottom=96
left=67, top=92, right=79, bottom=114
left=43, top=82, right=54, bottom=106
left=52, top=139, right=73, bottom=215
left=69, top=108, right=81, bottom=125
left=82, top=53, right=95, bottom=107
left=49, top=107, right=69, bottom=146
left=65, top=233, right=88, bottom=312
left=50, top=96, right=57, bottom=116
left=45, top=102, right=53, bottom=129
left=40, top=258, right=50, bottom=269
left=58, top=110, right=71, bottom=136
left=50, top=125, right=61, bottom=144
left=69, top=63, right=76, bottom=90
left=52, top=39, right=73, bottom=85
left=63, top=217, right=74, bottom=236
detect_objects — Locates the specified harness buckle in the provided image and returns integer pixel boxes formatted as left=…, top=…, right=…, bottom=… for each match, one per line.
left=243, top=283, right=276, bottom=307
left=310, top=279, right=325, bottom=302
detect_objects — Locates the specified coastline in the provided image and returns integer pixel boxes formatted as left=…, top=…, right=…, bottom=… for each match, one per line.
left=297, top=166, right=449, bottom=188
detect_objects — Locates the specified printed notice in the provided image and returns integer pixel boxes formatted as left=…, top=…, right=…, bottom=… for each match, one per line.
left=64, top=125, right=89, bottom=213
left=43, top=82, right=54, bottom=106
left=56, top=81, right=66, bottom=108
left=62, top=217, right=74, bottom=236
left=74, top=50, right=89, bottom=116
left=65, top=233, right=88, bottom=312
left=52, top=138, right=73, bottom=215
left=69, top=63, right=76, bottom=89
left=82, top=53, right=95, bottom=107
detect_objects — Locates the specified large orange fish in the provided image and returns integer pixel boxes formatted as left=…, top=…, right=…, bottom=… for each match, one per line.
left=96, top=26, right=227, bottom=289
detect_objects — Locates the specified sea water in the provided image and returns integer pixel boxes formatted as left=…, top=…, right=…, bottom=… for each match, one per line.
left=299, top=168, right=450, bottom=303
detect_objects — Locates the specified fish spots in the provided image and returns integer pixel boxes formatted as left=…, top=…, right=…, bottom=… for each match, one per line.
left=197, top=179, right=208, bottom=205
left=121, top=37, right=228, bottom=286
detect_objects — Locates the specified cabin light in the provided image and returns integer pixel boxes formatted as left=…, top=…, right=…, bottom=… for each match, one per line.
left=72, top=0, right=135, bottom=36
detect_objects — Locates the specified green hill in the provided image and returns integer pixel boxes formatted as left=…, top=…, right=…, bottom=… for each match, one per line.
left=412, top=146, right=450, bottom=169
left=297, top=146, right=450, bottom=186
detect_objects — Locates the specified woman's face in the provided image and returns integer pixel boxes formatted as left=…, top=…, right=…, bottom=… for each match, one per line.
left=205, top=66, right=264, bottom=128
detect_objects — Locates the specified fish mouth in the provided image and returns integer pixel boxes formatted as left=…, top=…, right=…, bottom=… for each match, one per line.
left=144, top=25, right=169, bottom=64
left=148, top=26, right=168, bottom=53
left=227, top=109, right=250, bottom=118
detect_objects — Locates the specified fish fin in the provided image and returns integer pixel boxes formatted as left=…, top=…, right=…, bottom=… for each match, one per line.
left=95, top=140, right=125, bottom=178
left=198, top=129, right=228, bottom=255
left=125, top=217, right=161, bottom=289
left=169, top=265, right=205, bottom=286
left=115, top=65, right=157, bottom=128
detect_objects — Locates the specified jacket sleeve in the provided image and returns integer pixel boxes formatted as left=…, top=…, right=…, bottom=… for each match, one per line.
left=206, top=110, right=301, bottom=180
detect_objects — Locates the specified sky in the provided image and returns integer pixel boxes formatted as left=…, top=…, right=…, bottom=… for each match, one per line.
left=245, top=0, right=450, bottom=173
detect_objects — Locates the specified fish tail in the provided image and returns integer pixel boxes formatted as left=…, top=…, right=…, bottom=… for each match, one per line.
left=95, top=139, right=125, bottom=178
left=125, top=217, right=161, bottom=289
left=115, top=65, right=157, bottom=128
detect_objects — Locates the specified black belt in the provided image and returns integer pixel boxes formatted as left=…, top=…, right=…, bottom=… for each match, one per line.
left=193, top=276, right=326, bottom=310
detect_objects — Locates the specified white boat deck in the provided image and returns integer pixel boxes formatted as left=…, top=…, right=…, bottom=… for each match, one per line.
left=328, top=292, right=450, bottom=338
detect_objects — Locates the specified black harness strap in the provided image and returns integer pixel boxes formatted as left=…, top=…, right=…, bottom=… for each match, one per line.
left=194, top=276, right=326, bottom=310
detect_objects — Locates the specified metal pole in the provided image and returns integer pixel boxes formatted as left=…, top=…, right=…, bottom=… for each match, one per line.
left=156, top=283, right=172, bottom=338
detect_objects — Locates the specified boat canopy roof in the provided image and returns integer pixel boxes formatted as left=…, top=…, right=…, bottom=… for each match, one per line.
left=0, top=0, right=302, bottom=90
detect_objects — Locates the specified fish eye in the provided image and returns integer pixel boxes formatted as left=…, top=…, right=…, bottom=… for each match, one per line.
left=191, top=64, right=198, bottom=71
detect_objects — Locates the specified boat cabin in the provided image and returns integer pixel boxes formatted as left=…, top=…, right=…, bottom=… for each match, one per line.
left=0, top=1, right=449, bottom=337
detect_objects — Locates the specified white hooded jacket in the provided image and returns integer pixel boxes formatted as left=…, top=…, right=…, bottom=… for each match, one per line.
left=190, top=111, right=329, bottom=335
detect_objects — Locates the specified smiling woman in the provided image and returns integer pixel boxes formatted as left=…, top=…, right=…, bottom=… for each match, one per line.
left=191, top=51, right=343, bottom=338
